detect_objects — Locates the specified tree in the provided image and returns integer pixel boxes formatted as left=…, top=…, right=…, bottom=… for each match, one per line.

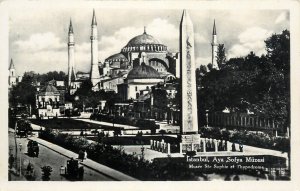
left=196, top=30, right=290, bottom=131
left=216, top=44, right=226, bottom=69
left=41, top=165, right=53, bottom=181
left=9, top=72, right=37, bottom=108
left=207, top=63, right=213, bottom=71
left=73, top=79, right=121, bottom=112
left=38, top=71, right=67, bottom=85
left=199, top=65, right=208, bottom=76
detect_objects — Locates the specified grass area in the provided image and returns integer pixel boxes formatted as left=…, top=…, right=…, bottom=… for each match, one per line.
left=30, top=118, right=122, bottom=131
left=88, top=135, right=179, bottom=145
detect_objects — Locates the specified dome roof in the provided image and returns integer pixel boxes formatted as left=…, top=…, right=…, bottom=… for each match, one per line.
left=39, top=84, right=60, bottom=95
left=127, top=63, right=161, bottom=79
left=105, top=53, right=128, bottom=61
left=127, top=32, right=161, bottom=46
left=121, top=28, right=168, bottom=53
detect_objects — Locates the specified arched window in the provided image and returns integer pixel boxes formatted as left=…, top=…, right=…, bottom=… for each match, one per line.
left=146, top=86, right=149, bottom=90
left=135, top=86, right=138, bottom=91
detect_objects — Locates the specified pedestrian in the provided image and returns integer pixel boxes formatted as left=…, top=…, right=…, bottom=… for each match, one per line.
left=232, top=143, right=236, bottom=152
left=9, top=154, right=14, bottom=169
left=78, top=150, right=83, bottom=161
left=36, top=145, right=39, bottom=157
left=239, top=144, right=243, bottom=152
left=78, top=166, right=84, bottom=180
left=27, top=162, right=33, bottom=173
left=84, top=150, right=87, bottom=160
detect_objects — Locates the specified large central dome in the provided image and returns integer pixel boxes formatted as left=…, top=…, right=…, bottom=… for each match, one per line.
left=121, top=28, right=167, bottom=53
left=127, top=32, right=161, bottom=46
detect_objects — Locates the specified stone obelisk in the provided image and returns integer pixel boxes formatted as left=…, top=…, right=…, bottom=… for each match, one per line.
left=179, top=10, right=200, bottom=153
left=180, top=10, right=198, bottom=133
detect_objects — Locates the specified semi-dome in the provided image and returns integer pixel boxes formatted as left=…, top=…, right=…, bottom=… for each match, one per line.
left=105, top=53, right=128, bottom=62
left=127, top=63, right=161, bottom=79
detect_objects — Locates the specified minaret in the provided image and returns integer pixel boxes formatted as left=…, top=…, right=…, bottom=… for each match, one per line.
left=180, top=10, right=198, bottom=134
left=90, top=9, right=100, bottom=88
left=68, top=19, right=76, bottom=88
left=9, top=58, right=17, bottom=87
left=211, top=19, right=219, bottom=69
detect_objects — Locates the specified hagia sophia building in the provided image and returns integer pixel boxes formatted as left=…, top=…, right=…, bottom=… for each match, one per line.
left=67, top=10, right=219, bottom=100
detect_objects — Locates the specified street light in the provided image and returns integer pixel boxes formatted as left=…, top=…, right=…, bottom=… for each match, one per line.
left=19, top=143, right=22, bottom=176
left=205, top=110, right=209, bottom=127
left=9, top=146, right=13, bottom=155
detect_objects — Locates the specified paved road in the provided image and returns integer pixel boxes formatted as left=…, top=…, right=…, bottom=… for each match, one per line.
left=8, top=131, right=113, bottom=181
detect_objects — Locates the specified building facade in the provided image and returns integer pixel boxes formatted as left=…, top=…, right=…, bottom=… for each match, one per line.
left=36, top=83, right=62, bottom=118
left=8, top=59, right=22, bottom=88
left=118, top=63, right=164, bottom=101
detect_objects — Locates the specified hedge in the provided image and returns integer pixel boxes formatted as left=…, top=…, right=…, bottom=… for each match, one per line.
left=199, top=126, right=290, bottom=152
left=90, top=113, right=159, bottom=131
left=38, top=129, right=196, bottom=180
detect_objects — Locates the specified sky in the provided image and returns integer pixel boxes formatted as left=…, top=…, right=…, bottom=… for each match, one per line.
left=8, top=5, right=289, bottom=76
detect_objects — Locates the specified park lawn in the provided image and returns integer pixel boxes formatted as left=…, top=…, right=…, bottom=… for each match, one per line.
left=30, top=118, right=122, bottom=131
left=88, top=135, right=179, bottom=145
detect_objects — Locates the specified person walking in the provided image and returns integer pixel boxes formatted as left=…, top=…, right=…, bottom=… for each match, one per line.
left=239, top=144, right=243, bottom=152
left=9, top=154, right=14, bottom=169
left=232, top=143, right=236, bottom=152
left=78, top=166, right=84, bottom=180
left=83, top=150, right=87, bottom=160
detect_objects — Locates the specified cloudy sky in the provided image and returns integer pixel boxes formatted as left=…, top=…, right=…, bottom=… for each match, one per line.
left=9, top=5, right=289, bottom=75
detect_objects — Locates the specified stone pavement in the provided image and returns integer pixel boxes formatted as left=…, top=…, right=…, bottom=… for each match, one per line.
left=28, top=136, right=137, bottom=181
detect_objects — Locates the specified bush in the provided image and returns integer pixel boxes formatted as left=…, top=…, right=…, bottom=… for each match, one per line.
left=41, top=165, right=52, bottom=181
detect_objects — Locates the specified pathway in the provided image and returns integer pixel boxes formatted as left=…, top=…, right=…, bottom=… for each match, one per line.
left=27, top=136, right=137, bottom=181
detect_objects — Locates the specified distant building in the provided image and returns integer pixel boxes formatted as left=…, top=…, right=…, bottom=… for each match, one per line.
left=8, top=59, right=22, bottom=88
left=67, top=10, right=179, bottom=94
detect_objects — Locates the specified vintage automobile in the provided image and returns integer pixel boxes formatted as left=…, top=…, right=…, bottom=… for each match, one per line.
left=27, top=140, right=39, bottom=157
left=66, top=158, right=79, bottom=178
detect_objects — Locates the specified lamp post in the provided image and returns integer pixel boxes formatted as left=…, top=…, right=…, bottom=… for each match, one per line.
left=206, top=110, right=209, bottom=127
left=9, top=146, right=13, bottom=155
left=19, top=143, right=22, bottom=176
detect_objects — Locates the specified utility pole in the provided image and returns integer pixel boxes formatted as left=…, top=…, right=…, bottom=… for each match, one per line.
left=19, top=143, right=22, bottom=176
left=14, top=121, right=18, bottom=171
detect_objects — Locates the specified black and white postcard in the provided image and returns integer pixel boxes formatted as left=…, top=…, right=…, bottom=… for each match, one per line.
left=1, top=0, right=300, bottom=190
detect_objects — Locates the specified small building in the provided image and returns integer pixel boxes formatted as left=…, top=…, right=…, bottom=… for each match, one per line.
left=118, top=62, right=164, bottom=101
left=36, top=83, right=63, bottom=118
left=100, top=76, right=124, bottom=93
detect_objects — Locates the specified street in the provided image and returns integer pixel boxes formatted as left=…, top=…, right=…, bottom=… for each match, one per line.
left=8, top=131, right=114, bottom=181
